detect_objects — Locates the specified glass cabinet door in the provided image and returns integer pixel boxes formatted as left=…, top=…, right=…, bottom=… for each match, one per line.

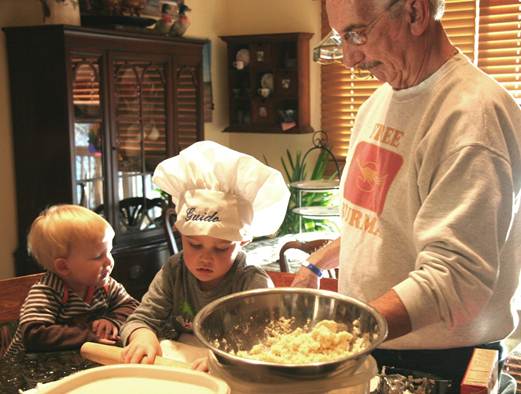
left=71, top=56, right=105, bottom=213
left=113, top=59, right=168, bottom=234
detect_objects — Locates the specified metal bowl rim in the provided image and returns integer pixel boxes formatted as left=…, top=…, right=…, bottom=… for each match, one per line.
left=193, top=287, right=388, bottom=369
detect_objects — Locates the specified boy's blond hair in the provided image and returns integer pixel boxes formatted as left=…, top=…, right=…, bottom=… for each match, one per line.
left=27, top=204, right=115, bottom=270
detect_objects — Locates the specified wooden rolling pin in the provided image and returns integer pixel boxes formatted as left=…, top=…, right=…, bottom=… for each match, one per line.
left=80, top=342, right=190, bottom=369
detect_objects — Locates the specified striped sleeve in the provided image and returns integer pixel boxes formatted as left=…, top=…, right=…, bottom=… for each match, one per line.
left=102, top=278, right=139, bottom=329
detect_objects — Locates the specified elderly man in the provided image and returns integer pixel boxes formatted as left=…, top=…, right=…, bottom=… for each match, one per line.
left=292, top=0, right=521, bottom=389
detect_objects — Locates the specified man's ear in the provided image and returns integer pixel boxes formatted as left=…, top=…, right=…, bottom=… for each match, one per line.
left=53, top=257, right=70, bottom=277
left=406, top=0, right=430, bottom=36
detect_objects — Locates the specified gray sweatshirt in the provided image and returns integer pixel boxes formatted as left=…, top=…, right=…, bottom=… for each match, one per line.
left=339, top=53, right=521, bottom=349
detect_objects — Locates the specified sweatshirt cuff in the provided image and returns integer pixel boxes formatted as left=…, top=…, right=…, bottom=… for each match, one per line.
left=120, top=322, right=153, bottom=346
left=393, top=277, right=439, bottom=330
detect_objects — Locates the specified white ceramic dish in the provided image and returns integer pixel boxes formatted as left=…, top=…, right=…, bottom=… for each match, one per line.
left=32, top=364, right=230, bottom=394
left=260, top=73, right=274, bottom=90
left=235, top=48, right=250, bottom=66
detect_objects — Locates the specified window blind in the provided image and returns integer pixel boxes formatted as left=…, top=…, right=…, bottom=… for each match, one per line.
left=320, top=0, right=477, bottom=161
left=113, top=60, right=168, bottom=173
left=478, top=1, right=521, bottom=105
left=320, top=0, right=379, bottom=161
left=174, top=66, right=201, bottom=151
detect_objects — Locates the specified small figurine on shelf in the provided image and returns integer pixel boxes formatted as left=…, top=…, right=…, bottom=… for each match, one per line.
left=169, top=0, right=191, bottom=37
left=279, top=109, right=297, bottom=131
left=120, top=0, right=145, bottom=16
left=154, top=2, right=177, bottom=34
left=40, top=0, right=80, bottom=25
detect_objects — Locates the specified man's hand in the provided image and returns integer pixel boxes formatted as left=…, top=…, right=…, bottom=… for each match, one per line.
left=290, top=266, right=320, bottom=289
left=121, top=328, right=162, bottom=365
left=290, top=238, right=340, bottom=289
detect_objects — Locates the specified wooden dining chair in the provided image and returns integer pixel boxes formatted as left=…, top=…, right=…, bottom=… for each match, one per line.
left=163, top=205, right=180, bottom=255
left=278, top=238, right=338, bottom=279
left=94, top=197, right=165, bottom=232
left=0, top=272, right=44, bottom=355
left=118, top=197, right=164, bottom=231
left=0, top=272, right=45, bottom=323
left=267, top=271, right=337, bottom=292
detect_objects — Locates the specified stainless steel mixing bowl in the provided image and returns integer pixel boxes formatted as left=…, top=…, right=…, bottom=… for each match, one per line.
left=193, top=288, right=388, bottom=380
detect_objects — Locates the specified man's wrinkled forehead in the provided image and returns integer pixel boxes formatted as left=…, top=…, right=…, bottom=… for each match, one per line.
left=326, top=0, right=381, bottom=32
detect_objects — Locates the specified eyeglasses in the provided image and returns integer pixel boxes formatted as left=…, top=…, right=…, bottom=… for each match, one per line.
left=343, top=0, right=401, bottom=46
left=313, top=0, right=401, bottom=65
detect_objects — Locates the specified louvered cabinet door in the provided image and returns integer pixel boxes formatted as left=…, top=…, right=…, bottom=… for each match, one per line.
left=172, top=63, right=203, bottom=153
left=110, top=56, right=170, bottom=235
left=70, top=54, right=106, bottom=213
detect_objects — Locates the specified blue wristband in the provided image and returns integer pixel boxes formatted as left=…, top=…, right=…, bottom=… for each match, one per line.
left=303, top=261, right=323, bottom=278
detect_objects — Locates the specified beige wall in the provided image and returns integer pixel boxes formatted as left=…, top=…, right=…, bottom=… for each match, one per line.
left=216, top=0, right=322, bottom=176
left=0, top=2, right=44, bottom=278
left=184, top=0, right=231, bottom=147
left=0, top=0, right=321, bottom=278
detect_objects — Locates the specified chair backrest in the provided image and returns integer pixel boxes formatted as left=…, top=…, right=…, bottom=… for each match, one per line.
left=119, top=197, right=164, bottom=231
left=267, top=271, right=337, bottom=292
left=279, top=239, right=338, bottom=278
left=0, top=273, right=44, bottom=323
left=163, top=205, right=180, bottom=255
left=94, top=197, right=165, bottom=231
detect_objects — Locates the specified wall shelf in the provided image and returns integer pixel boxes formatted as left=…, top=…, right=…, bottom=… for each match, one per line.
left=220, top=32, right=314, bottom=134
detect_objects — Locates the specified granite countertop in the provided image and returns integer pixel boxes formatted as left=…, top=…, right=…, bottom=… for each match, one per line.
left=1, top=350, right=99, bottom=393
left=2, top=336, right=208, bottom=393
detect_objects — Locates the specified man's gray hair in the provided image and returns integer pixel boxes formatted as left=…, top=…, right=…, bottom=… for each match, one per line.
left=430, top=0, right=445, bottom=21
left=384, top=0, right=445, bottom=20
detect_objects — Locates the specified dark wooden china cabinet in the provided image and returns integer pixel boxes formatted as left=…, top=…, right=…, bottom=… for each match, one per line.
left=3, top=25, right=205, bottom=299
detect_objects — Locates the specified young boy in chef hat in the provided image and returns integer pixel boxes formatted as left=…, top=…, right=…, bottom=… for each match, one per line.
left=121, top=140, right=290, bottom=368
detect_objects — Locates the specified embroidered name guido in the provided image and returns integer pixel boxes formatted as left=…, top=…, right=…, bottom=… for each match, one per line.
left=185, top=208, right=221, bottom=222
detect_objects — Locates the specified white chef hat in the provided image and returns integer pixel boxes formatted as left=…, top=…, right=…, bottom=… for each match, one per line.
left=152, top=141, right=290, bottom=242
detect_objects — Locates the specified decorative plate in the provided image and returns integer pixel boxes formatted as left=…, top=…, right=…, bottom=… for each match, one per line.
left=235, top=49, right=251, bottom=66
left=289, top=179, right=340, bottom=190
left=260, top=73, right=274, bottom=90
